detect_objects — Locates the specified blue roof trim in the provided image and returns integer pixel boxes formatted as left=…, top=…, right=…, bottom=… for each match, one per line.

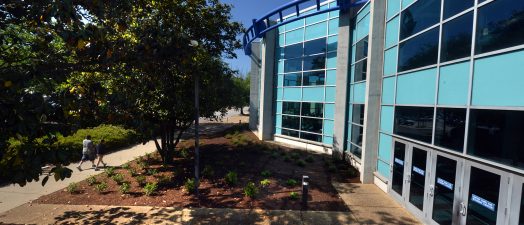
left=243, top=0, right=370, bottom=55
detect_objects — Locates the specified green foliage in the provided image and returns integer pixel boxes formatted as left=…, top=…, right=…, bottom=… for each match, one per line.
left=283, top=156, right=291, bottom=162
left=157, top=174, right=173, bottom=186
left=136, top=175, right=147, bottom=187
left=260, top=179, right=271, bottom=188
left=143, top=182, right=158, bottom=196
left=179, top=148, right=190, bottom=159
left=120, top=182, right=131, bottom=194
left=280, top=151, right=287, bottom=156
left=95, top=182, right=108, bottom=193
left=184, top=178, right=198, bottom=194
left=122, top=163, right=131, bottom=170
left=296, top=160, right=306, bottom=167
left=111, top=173, right=125, bottom=184
left=146, top=168, right=158, bottom=176
left=128, top=168, right=138, bottom=177
left=87, top=176, right=98, bottom=186
left=67, top=182, right=79, bottom=194
left=290, top=152, right=300, bottom=160
left=202, top=165, right=215, bottom=178
left=243, top=182, right=258, bottom=198
left=137, top=160, right=149, bottom=170
left=225, top=171, right=238, bottom=186
left=230, top=75, right=250, bottom=111
left=270, top=152, right=279, bottom=159
left=286, top=179, right=298, bottom=187
left=231, top=133, right=250, bottom=146
left=105, top=167, right=116, bottom=177
left=305, top=156, right=314, bottom=163
left=289, top=192, right=299, bottom=200
left=260, top=170, right=271, bottom=177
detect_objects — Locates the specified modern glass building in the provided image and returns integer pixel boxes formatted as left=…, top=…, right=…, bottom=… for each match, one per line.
left=248, top=0, right=524, bottom=224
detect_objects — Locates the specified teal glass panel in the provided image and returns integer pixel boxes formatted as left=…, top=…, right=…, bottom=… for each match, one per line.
left=357, top=4, right=371, bottom=21
left=278, top=61, right=285, bottom=74
left=277, top=75, right=284, bottom=87
left=276, top=115, right=282, bottom=127
left=326, top=52, right=337, bottom=68
left=402, top=0, right=416, bottom=9
left=353, top=82, right=366, bottom=103
left=378, top=133, right=393, bottom=162
left=279, top=34, right=285, bottom=47
left=380, top=106, right=394, bottom=133
left=278, top=25, right=285, bottom=34
left=330, top=9, right=339, bottom=18
left=276, top=128, right=282, bottom=135
left=387, top=0, right=401, bottom=20
left=327, top=36, right=338, bottom=52
left=328, top=18, right=339, bottom=35
left=276, top=47, right=284, bottom=60
left=382, top=76, right=396, bottom=105
left=276, top=102, right=282, bottom=114
left=283, top=87, right=301, bottom=101
left=396, top=68, right=437, bottom=105
left=286, top=28, right=304, bottom=45
left=438, top=62, right=470, bottom=106
left=286, top=17, right=303, bottom=31
left=377, top=160, right=391, bottom=179
left=350, top=64, right=355, bottom=82
left=305, top=22, right=327, bottom=41
left=326, top=70, right=337, bottom=85
left=472, top=50, right=524, bottom=107
left=323, top=120, right=334, bottom=136
left=302, top=87, right=324, bottom=102
left=323, top=136, right=333, bottom=145
left=356, top=14, right=370, bottom=41
left=385, top=16, right=400, bottom=49
left=351, top=44, right=356, bottom=64
left=324, top=103, right=335, bottom=119
left=349, top=84, right=354, bottom=102
left=384, top=47, right=398, bottom=76
left=277, top=88, right=283, bottom=100
left=325, top=86, right=336, bottom=102
left=306, top=13, right=327, bottom=25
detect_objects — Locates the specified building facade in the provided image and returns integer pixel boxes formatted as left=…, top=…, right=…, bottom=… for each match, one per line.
left=249, top=0, right=524, bottom=224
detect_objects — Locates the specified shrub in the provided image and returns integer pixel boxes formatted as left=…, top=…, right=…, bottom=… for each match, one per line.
left=67, top=182, right=79, bottom=194
left=120, top=182, right=131, bottom=194
left=112, top=173, right=125, bottom=184
left=290, top=152, right=300, bottom=160
left=296, top=160, right=306, bottom=167
left=95, top=182, right=108, bottom=193
left=146, top=168, right=158, bottom=176
left=129, top=168, right=138, bottom=177
left=143, top=182, right=158, bottom=196
left=270, top=152, right=279, bottom=159
left=283, top=156, right=291, bottom=162
left=289, top=191, right=299, bottom=200
left=243, top=182, right=258, bottom=198
left=138, top=161, right=149, bottom=170
left=286, top=179, right=298, bottom=187
left=184, top=178, right=197, bottom=194
left=305, top=156, right=314, bottom=163
left=202, top=165, right=215, bottom=178
left=225, top=171, right=238, bottom=186
left=105, top=167, right=116, bottom=177
left=260, top=170, right=271, bottom=177
left=179, top=148, right=190, bottom=158
left=280, top=151, right=286, bottom=156
left=136, top=175, right=147, bottom=186
left=86, top=176, right=97, bottom=186
left=157, top=174, right=173, bottom=186
left=260, top=179, right=271, bottom=188
left=122, top=163, right=131, bottom=170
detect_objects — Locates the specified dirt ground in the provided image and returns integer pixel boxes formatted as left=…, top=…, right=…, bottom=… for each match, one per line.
left=36, top=126, right=358, bottom=211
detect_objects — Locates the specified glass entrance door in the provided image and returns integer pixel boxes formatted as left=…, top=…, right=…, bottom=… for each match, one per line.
left=405, top=145, right=431, bottom=219
left=390, top=140, right=409, bottom=203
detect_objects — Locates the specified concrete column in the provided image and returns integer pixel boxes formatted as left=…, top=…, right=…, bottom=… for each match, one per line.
left=361, top=0, right=386, bottom=183
left=258, top=29, right=277, bottom=140
left=249, top=42, right=262, bottom=132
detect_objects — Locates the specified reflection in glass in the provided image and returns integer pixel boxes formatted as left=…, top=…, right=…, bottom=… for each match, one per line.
left=409, top=148, right=427, bottom=211
left=282, top=115, right=300, bottom=130
left=301, top=117, right=323, bottom=133
left=283, top=73, right=302, bottom=86
left=441, top=12, right=473, bottom=62
left=304, top=38, right=326, bottom=56
left=300, top=132, right=322, bottom=142
left=392, top=142, right=406, bottom=195
left=434, top=108, right=466, bottom=152
left=351, top=125, right=363, bottom=147
left=282, top=129, right=299, bottom=138
left=466, top=167, right=500, bottom=225
left=284, top=58, right=302, bottom=72
left=476, top=0, right=524, bottom=54
left=400, top=0, right=441, bottom=40
left=443, top=0, right=473, bottom=19
left=352, top=104, right=365, bottom=125
left=282, top=102, right=301, bottom=115
left=303, top=55, right=326, bottom=71
left=350, top=144, right=362, bottom=158
left=394, top=106, right=434, bottom=143
left=398, top=27, right=439, bottom=72
left=354, top=37, right=368, bottom=62
left=284, top=43, right=303, bottom=59
left=354, top=59, right=367, bottom=82
left=303, top=71, right=325, bottom=86
left=432, top=156, right=456, bottom=225
left=302, top=102, right=323, bottom=118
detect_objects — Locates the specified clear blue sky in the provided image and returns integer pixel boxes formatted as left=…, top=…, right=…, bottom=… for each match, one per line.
left=221, top=0, right=286, bottom=76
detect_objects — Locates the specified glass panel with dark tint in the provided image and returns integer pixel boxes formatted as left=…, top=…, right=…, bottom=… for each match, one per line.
left=304, top=38, right=326, bottom=56
left=476, top=0, right=524, bottom=54
left=301, top=117, right=323, bottom=133
left=441, top=12, right=473, bottom=62
left=434, top=108, right=466, bottom=152
left=285, top=58, right=302, bottom=72
left=282, top=115, right=300, bottom=130
left=301, top=132, right=322, bottom=142
left=303, top=55, right=326, bottom=71
left=350, top=144, right=362, bottom=158
left=519, top=184, right=524, bottom=225
left=467, top=109, right=524, bottom=169
left=466, top=167, right=500, bottom=225
left=302, top=102, right=323, bottom=118
left=283, top=73, right=302, bottom=86
left=282, top=102, right=301, bottom=115
left=351, top=125, right=363, bottom=147
left=443, top=0, right=474, bottom=19
left=394, top=106, right=434, bottom=143
left=282, top=129, right=299, bottom=138
left=409, top=147, right=427, bottom=211
left=392, top=142, right=406, bottom=195
left=432, top=156, right=457, bottom=225
left=284, top=43, right=303, bottom=59
left=354, top=59, right=367, bottom=82
left=352, top=104, right=365, bottom=125
left=400, top=0, right=441, bottom=40
left=398, top=27, right=439, bottom=72
left=303, top=71, right=325, bottom=86
left=354, top=37, right=369, bottom=62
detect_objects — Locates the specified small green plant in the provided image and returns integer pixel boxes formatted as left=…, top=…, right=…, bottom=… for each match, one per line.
left=283, top=156, right=291, bottom=162
left=87, top=176, right=97, bottom=186
left=112, top=173, right=125, bottom=184
left=270, top=152, right=279, bottom=159
left=120, top=182, right=131, bottom=194
left=143, top=182, right=158, bottom=196
left=180, top=147, right=190, bottom=158
left=260, top=170, right=271, bottom=177
left=67, top=182, right=79, bottom=194
left=105, top=167, right=116, bottom=177
left=138, top=161, right=149, bottom=170
left=225, top=171, right=238, bottom=186
left=290, top=152, right=300, bottom=160
left=305, top=156, right=314, bottom=163
left=136, top=175, right=147, bottom=186
left=296, top=159, right=306, bottom=167
left=286, top=179, right=298, bottom=187
left=122, top=163, right=131, bottom=170
left=129, top=168, right=138, bottom=177
left=280, top=151, right=286, bottom=156
left=95, top=182, right=108, bottom=193
left=157, top=174, right=173, bottom=185
left=243, top=182, right=258, bottom=198
left=260, top=179, right=271, bottom=187
left=289, top=191, right=299, bottom=200
left=202, top=165, right=215, bottom=178
left=147, top=168, right=158, bottom=176
left=184, top=178, right=198, bottom=194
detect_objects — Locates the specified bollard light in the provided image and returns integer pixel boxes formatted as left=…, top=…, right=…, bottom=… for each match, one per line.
left=302, top=175, right=309, bottom=210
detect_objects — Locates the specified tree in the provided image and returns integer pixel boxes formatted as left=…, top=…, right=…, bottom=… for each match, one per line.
left=231, top=74, right=250, bottom=115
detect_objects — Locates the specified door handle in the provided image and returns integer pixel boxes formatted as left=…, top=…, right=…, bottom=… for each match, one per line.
left=405, top=175, right=411, bottom=184
left=459, top=202, right=467, bottom=216
left=429, top=185, right=434, bottom=197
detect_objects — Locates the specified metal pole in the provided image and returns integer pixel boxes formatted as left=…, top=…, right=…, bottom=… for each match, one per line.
left=194, top=72, right=200, bottom=196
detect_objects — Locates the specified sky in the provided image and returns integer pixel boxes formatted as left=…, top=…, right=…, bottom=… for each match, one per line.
left=221, top=0, right=286, bottom=76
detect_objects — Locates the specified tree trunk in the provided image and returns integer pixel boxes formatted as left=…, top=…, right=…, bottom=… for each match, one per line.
left=240, top=107, right=244, bottom=115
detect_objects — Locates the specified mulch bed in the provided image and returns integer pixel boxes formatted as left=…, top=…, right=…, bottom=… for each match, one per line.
left=36, top=127, right=359, bottom=211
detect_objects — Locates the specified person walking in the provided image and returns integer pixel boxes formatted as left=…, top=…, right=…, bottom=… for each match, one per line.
left=95, top=139, right=107, bottom=171
left=77, top=135, right=96, bottom=171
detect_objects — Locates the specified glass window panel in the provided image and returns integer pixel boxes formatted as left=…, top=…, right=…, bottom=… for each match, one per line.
left=303, top=71, right=325, bottom=86
left=350, top=144, right=362, bottom=158
left=282, top=102, right=301, bottom=115
left=352, top=104, right=365, bottom=125
left=351, top=125, right=364, bottom=147
left=300, top=132, right=322, bottom=142
left=441, top=12, right=473, bottom=62
left=394, top=106, right=434, bottom=143
left=282, top=129, right=299, bottom=138
left=283, top=73, right=301, bottom=86
left=475, top=0, right=524, bottom=54
left=392, top=142, right=406, bottom=195
left=304, top=38, right=326, bottom=56
left=354, top=59, right=367, bottom=82
left=303, top=55, right=326, bottom=71
left=282, top=115, right=300, bottom=130
left=519, top=184, right=524, bottom=225
left=355, top=36, right=369, bottom=62
left=466, top=167, right=500, bottom=225
left=302, top=102, right=324, bottom=118
left=284, top=58, right=302, bottom=73
left=301, top=117, right=323, bottom=133
left=284, top=43, right=303, bottom=59
left=443, top=0, right=474, bottom=19
left=398, top=27, right=439, bottom=72
left=432, top=156, right=457, bottom=225
left=409, top=147, right=427, bottom=211
left=400, top=0, right=441, bottom=40
left=467, top=109, right=524, bottom=169
left=327, top=36, right=338, bottom=52
left=434, top=108, right=466, bottom=152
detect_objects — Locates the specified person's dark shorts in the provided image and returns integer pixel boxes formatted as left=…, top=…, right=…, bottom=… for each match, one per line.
left=81, top=153, right=95, bottom=161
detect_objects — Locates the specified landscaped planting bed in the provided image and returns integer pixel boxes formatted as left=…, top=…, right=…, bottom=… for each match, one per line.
left=36, top=126, right=358, bottom=211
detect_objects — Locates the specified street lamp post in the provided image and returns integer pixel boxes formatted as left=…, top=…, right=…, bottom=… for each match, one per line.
left=189, top=40, right=200, bottom=196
